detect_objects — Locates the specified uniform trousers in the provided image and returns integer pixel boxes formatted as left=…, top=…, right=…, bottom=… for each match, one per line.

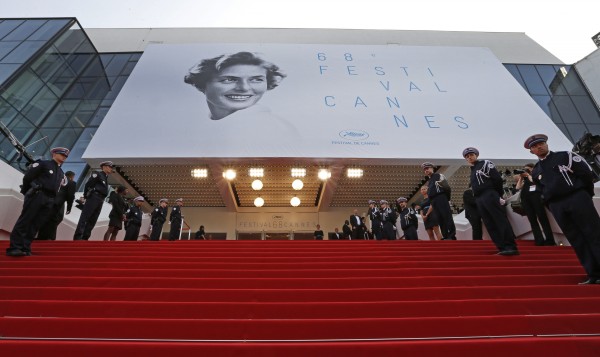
left=124, top=223, right=141, bottom=241
left=431, top=195, right=456, bottom=240
left=150, top=221, right=164, bottom=241
left=548, top=190, right=600, bottom=280
left=475, top=190, right=517, bottom=252
left=382, top=222, right=396, bottom=240
left=8, top=192, right=55, bottom=253
left=37, top=202, right=65, bottom=240
left=372, top=220, right=382, bottom=240
left=403, top=226, right=418, bottom=240
left=73, top=193, right=105, bottom=240
left=522, top=192, right=555, bottom=246
left=169, top=219, right=182, bottom=241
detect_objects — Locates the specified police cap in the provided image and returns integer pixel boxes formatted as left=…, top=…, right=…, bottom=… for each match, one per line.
left=421, top=162, right=435, bottom=170
left=462, top=147, right=480, bottom=158
left=100, top=161, right=114, bottom=168
left=524, top=134, right=548, bottom=149
left=50, top=147, right=70, bottom=157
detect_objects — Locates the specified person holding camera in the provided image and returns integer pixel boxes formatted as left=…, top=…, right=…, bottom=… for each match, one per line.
left=7, top=147, right=69, bottom=256
left=515, top=163, right=556, bottom=246
left=422, top=162, right=456, bottom=240
left=463, top=147, right=519, bottom=256
left=103, top=185, right=129, bottom=241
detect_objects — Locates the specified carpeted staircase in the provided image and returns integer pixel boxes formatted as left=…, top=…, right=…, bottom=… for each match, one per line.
left=1, top=240, right=599, bottom=356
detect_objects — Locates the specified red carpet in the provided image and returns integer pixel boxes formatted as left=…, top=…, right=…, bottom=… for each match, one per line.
left=1, top=240, right=599, bottom=356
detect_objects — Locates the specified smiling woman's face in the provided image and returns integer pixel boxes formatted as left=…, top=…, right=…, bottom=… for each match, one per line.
left=204, top=64, right=269, bottom=120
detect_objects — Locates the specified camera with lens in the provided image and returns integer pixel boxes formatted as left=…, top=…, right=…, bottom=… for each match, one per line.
left=513, top=169, right=526, bottom=175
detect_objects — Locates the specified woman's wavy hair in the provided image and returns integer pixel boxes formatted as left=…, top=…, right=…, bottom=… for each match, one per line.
left=184, top=52, right=285, bottom=93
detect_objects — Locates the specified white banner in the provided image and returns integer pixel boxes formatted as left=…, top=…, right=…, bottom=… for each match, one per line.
left=84, top=43, right=572, bottom=163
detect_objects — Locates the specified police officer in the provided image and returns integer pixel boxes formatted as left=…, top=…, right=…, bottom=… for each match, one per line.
left=367, top=199, right=383, bottom=240
left=397, top=197, right=419, bottom=240
left=422, top=162, right=456, bottom=240
left=526, top=134, right=600, bottom=284
left=73, top=161, right=114, bottom=240
left=169, top=198, right=184, bottom=241
left=150, top=198, right=169, bottom=241
left=37, top=170, right=76, bottom=240
left=463, top=147, right=519, bottom=255
left=124, top=196, right=145, bottom=241
left=380, top=200, right=397, bottom=240
left=7, top=147, right=68, bottom=256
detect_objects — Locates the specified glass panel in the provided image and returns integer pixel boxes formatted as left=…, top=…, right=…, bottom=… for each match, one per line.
left=504, top=64, right=527, bottom=91
left=566, top=124, right=588, bottom=142
left=121, top=60, right=138, bottom=76
left=530, top=95, right=552, bottom=118
left=548, top=98, right=564, bottom=125
left=554, top=123, right=570, bottom=142
left=31, top=52, right=65, bottom=84
left=552, top=96, right=583, bottom=124
left=0, top=41, right=20, bottom=61
left=27, top=19, right=70, bottom=41
left=586, top=124, right=600, bottom=135
left=104, top=54, right=129, bottom=76
left=561, top=71, right=588, bottom=96
left=2, top=20, right=46, bottom=41
left=21, top=86, right=59, bottom=126
left=536, top=65, right=567, bottom=96
left=1, top=40, right=45, bottom=64
left=67, top=127, right=96, bottom=160
left=0, top=99, right=19, bottom=126
left=1, top=69, right=45, bottom=110
left=571, top=96, right=600, bottom=125
left=50, top=127, right=83, bottom=150
left=0, top=20, right=25, bottom=40
left=88, top=106, right=108, bottom=126
left=516, top=65, right=549, bottom=95
left=0, top=63, right=21, bottom=84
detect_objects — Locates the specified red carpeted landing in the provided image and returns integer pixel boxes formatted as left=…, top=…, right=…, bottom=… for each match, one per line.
left=1, top=239, right=599, bottom=356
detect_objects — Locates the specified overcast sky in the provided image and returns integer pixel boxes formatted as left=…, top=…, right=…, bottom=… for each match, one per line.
left=2, top=0, right=598, bottom=64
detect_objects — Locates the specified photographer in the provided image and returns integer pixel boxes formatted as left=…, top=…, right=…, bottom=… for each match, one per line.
left=514, top=164, right=556, bottom=246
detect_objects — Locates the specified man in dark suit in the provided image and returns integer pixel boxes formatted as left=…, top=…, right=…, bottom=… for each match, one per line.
left=350, top=209, right=363, bottom=240
left=342, top=220, right=352, bottom=240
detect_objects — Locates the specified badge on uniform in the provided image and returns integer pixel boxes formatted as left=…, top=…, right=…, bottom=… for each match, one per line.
left=538, top=175, right=542, bottom=180
left=49, top=170, right=53, bottom=174
left=573, top=156, right=582, bottom=162
left=92, top=173, right=97, bottom=178
left=32, top=163, right=39, bottom=168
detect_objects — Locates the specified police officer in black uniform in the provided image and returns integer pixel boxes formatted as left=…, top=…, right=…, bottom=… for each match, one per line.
left=380, top=200, right=397, bottom=240
left=462, top=187, right=483, bottom=240
left=7, top=147, right=68, bottom=256
left=37, top=170, right=76, bottom=240
left=397, top=197, right=419, bottom=240
left=73, top=161, right=114, bottom=240
left=463, top=147, right=519, bottom=255
left=168, top=198, right=184, bottom=241
left=526, top=134, right=600, bottom=284
left=422, top=162, right=456, bottom=240
left=124, top=196, right=144, bottom=241
left=367, top=199, right=383, bottom=240
left=150, top=198, right=169, bottom=241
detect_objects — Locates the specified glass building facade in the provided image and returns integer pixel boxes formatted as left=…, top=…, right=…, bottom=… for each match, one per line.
left=505, top=64, right=600, bottom=143
left=0, top=18, right=139, bottom=186
left=2, top=18, right=600, bottom=187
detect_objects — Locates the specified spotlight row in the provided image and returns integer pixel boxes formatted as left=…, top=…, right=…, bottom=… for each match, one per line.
left=253, top=196, right=301, bottom=207
left=191, top=168, right=364, bottom=179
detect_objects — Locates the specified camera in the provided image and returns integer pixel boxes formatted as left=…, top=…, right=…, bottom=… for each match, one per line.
left=75, top=198, right=86, bottom=210
left=513, top=169, right=526, bottom=175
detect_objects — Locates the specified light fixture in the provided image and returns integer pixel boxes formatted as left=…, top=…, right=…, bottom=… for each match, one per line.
left=290, top=196, right=301, bottom=207
left=254, top=197, right=264, bottom=207
left=347, top=168, right=363, bottom=178
left=291, top=168, right=306, bottom=177
left=249, top=168, right=264, bottom=177
left=191, top=168, right=208, bottom=178
left=223, top=169, right=236, bottom=180
left=251, top=179, right=263, bottom=190
left=318, top=169, right=331, bottom=180
left=292, top=179, right=304, bottom=190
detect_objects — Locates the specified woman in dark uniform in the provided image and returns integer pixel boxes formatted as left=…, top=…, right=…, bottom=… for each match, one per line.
left=103, top=186, right=129, bottom=241
left=418, top=186, right=443, bottom=240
